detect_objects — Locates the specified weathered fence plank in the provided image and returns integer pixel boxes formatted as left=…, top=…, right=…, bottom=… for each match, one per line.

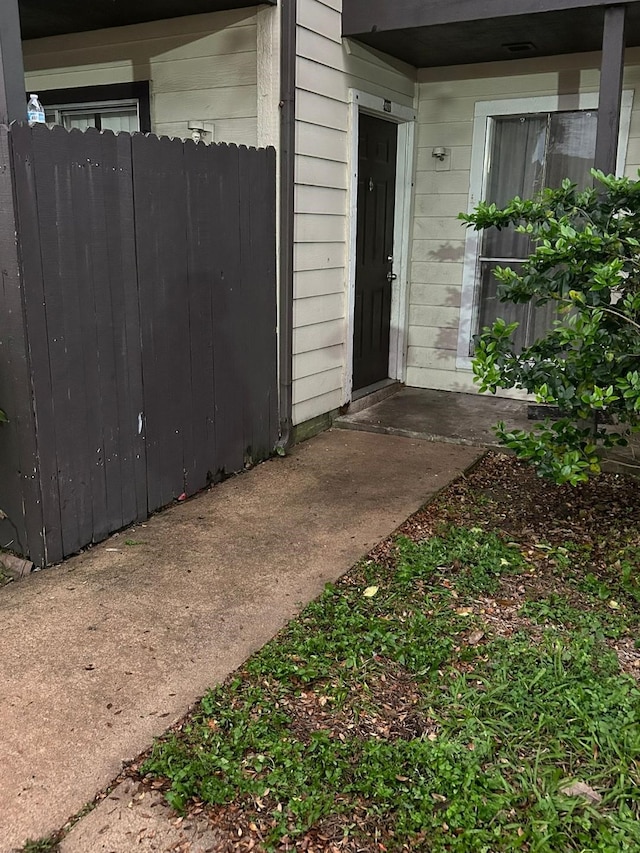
left=184, top=139, right=217, bottom=494
left=111, top=131, right=147, bottom=527
left=68, top=127, right=110, bottom=545
left=32, top=125, right=93, bottom=557
left=134, top=134, right=189, bottom=510
left=11, top=124, right=60, bottom=564
left=95, top=129, right=133, bottom=533
left=5, top=125, right=277, bottom=566
left=0, top=126, right=44, bottom=563
left=211, top=143, right=245, bottom=476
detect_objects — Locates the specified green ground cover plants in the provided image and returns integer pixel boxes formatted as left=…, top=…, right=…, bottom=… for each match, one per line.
left=140, top=455, right=640, bottom=852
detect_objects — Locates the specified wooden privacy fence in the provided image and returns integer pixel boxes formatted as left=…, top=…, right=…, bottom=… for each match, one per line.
left=0, top=123, right=277, bottom=567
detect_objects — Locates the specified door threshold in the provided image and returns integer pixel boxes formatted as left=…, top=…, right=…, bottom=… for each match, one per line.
left=348, top=380, right=401, bottom=414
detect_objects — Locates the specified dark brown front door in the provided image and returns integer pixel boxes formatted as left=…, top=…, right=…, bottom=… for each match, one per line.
left=353, top=113, right=397, bottom=392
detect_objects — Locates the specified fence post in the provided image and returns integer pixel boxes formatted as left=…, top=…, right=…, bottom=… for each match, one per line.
left=0, top=0, right=26, bottom=125
left=0, top=125, right=44, bottom=565
left=595, top=4, right=627, bottom=176
left=0, top=0, right=43, bottom=565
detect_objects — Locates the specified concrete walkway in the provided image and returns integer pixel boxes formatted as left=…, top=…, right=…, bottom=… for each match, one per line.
left=0, top=429, right=480, bottom=852
left=335, top=387, right=640, bottom=476
left=336, top=387, right=532, bottom=447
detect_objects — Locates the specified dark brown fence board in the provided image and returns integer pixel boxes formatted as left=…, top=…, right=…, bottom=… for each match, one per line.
left=134, top=134, right=191, bottom=510
left=8, top=123, right=59, bottom=564
left=238, top=148, right=253, bottom=462
left=95, top=129, right=128, bottom=532
left=211, top=143, right=245, bottom=476
left=31, top=125, right=92, bottom=556
left=67, top=127, right=110, bottom=543
left=0, top=126, right=44, bottom=563
left=78, top=128, right=127, bottom=539
left=132, top=132, right=165, bottom=511
left=184, top=140, right=217, bottom=494
left=112, top=132, right=147, bottom=525
left=7, top=125, right=277, bottom=565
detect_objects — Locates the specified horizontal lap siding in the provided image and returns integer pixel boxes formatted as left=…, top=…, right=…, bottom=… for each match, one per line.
left=294, top=344, right=343, bottom=379
left=23, top=9, right=259, bottom=146
left=293, top=0, right=417, bottom=425
left=408, top=50, right=640, bottom=394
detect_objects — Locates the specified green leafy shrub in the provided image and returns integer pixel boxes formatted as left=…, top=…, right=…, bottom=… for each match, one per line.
left=461, top=171, right=640, bottom=484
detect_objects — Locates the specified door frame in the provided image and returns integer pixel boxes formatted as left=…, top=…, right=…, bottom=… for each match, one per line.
left=345, top=89, right=416, bottom=403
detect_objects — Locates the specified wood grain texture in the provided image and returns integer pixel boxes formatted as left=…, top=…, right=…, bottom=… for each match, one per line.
left=134, top=134, right=190, bottom=511
left=211, top=143, right=245, bottom=475
left=0, top=127, right=44, bottom=563
left=7, top=125, right=277, bottom=564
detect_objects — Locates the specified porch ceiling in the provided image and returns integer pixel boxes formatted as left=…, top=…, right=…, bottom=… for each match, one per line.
left=18, top=0, right=274, bottom=41
left=343, top=0, right=640, bottom=68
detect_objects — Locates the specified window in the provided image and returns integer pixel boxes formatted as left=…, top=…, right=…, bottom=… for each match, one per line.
left=457, top=93, right=633, bottom=366
left=33, top=82, right=151, bottom=134
left=45, top=100, right=140, bottom=133
left=478, top=109, right=597, bottom=353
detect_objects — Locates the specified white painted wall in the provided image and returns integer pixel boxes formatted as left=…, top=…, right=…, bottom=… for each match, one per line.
left=409, top=50, right=640, bottom=394
left=292, top=0, right=417, bottom=426
left=23, top=9, right=260, bottom=146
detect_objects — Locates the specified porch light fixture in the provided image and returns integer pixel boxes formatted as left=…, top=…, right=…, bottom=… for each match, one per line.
left=432, top=147, right=448, bottom=161
left=188, top=119, right=207, bottom=142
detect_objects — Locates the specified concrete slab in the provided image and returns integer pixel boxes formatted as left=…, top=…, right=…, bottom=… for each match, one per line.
left=59, top=778, right=222, bottom=853
left=335, top=388, right=640, bottom=477
left=335, top=388, right=531, bottom=447
left=0, top=429, right=480, bottom=851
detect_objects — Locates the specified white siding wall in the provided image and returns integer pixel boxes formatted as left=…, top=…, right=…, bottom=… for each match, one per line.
left=293, top=0, right=416, bottom=425
left=409, top=50, right=640, bottom=394
left=23, top=9, right=259, bottom=145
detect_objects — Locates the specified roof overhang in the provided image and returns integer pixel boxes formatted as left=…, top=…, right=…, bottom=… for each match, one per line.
left=19, top=0, right=274, bottom=42
left=343, top=0, right=640, bottom=68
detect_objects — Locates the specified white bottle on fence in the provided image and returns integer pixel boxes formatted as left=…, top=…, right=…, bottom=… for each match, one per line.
left=27, top=94, right=46, bottom=126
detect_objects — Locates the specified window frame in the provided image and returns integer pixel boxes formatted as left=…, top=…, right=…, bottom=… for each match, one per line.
left=32, top=82, right=152, bottom=134
left=45, top=98, right=140, bottom=132
left=456, top=90, right=634, bottom=369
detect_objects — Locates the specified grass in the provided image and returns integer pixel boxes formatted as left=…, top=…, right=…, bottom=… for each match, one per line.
left=519, top=594, right=631, bottom=639
left=142, top=524, right=640, bottom=851
left=21, top=841, right=58, bottom=853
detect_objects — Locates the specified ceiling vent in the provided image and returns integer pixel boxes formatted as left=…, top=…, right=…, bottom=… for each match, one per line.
left=503, top=42, right=536, bottom=53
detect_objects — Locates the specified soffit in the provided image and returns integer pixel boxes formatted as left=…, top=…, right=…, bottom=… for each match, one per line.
left=19, top=0, right=273, bottom=41
left=343, top=4, right=640, bottom=67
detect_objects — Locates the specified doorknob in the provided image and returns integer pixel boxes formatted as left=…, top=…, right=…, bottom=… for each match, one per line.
left=387, top=271, right=397, bottom=282
left=387, top=255, right=394, bottom=263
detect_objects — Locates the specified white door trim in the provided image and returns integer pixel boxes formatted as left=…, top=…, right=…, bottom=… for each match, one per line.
left=345, top=89, right=416, bottom=403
